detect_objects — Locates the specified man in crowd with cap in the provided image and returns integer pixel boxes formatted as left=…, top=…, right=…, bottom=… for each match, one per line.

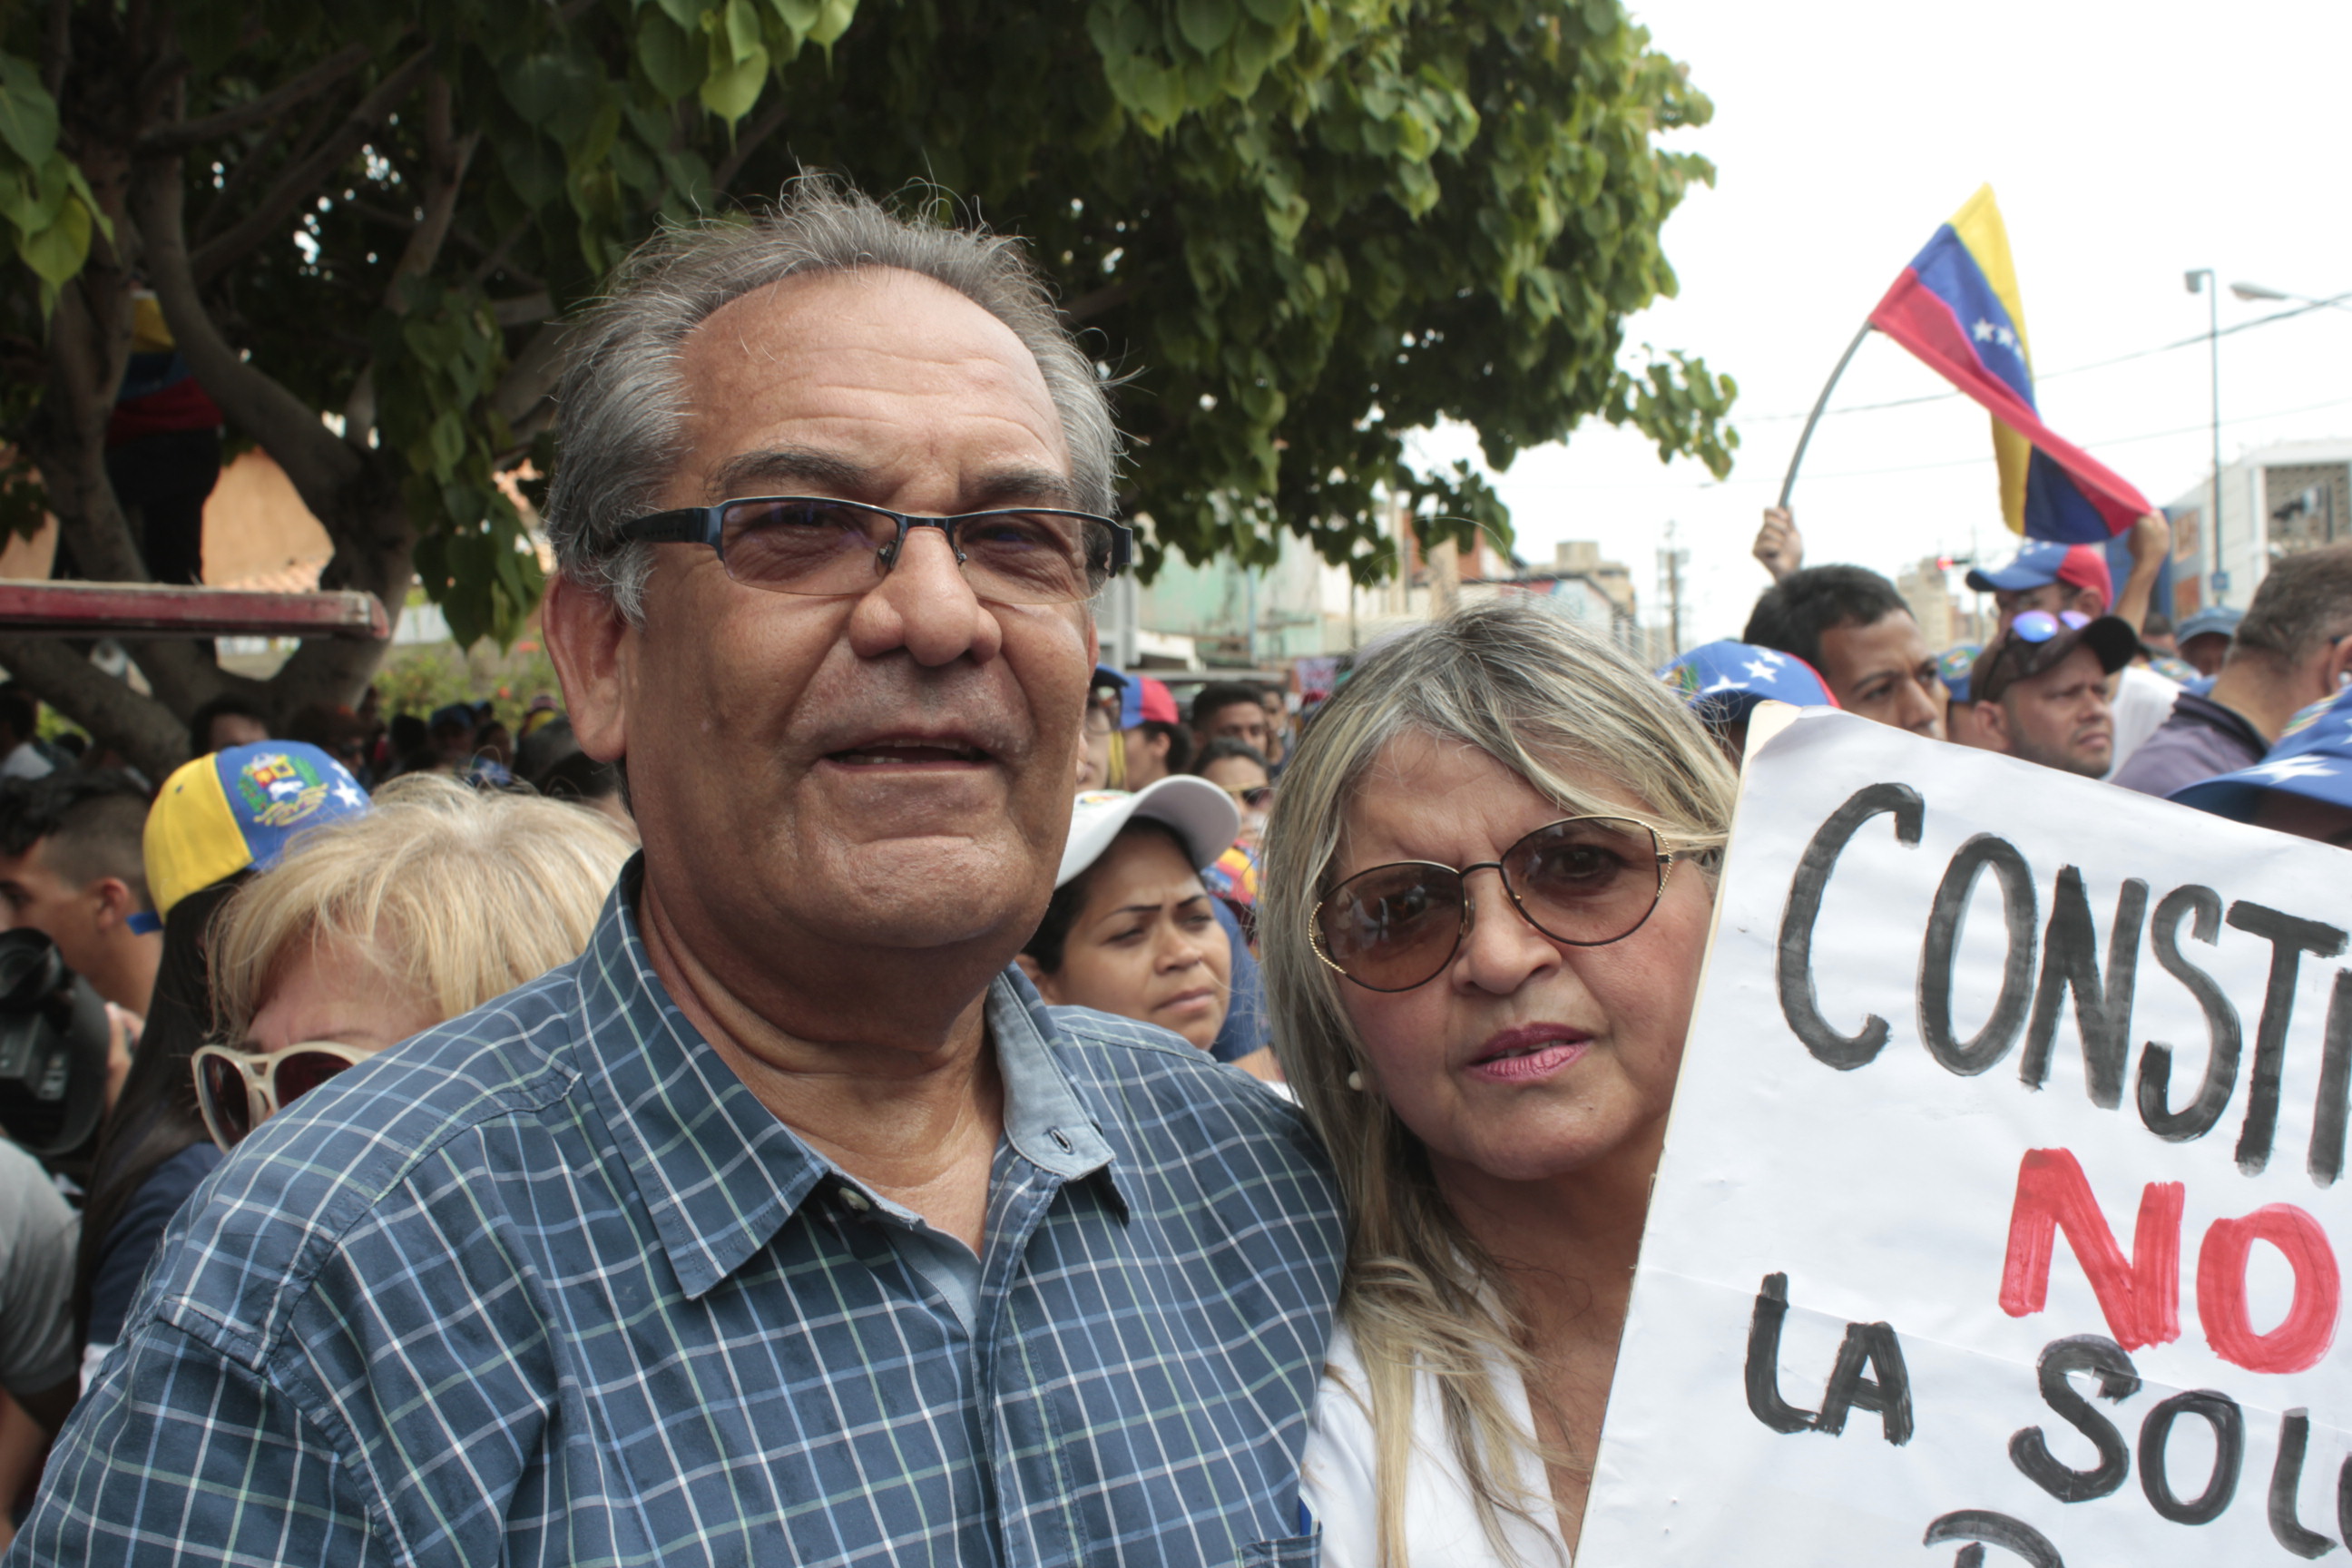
left=1966, top=613, right=2136, bottom=779
left=1118, top=672, right=1190, bottom=788
left=1965, top=529, right=2178, bottom=777
left=2175, top=604, right=2241, bottom=679
left=0, top=773, right=162, bottom=1017
left=2115, top=543, right=2352, bottom=798
left=19, top=181, right=1342, bottom=1566
left=2171, top=687, right=2352, bottom=845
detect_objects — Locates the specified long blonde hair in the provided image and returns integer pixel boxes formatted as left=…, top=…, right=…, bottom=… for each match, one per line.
left=211, top=774, right=636, bottom=1041
left=1260, top=600, right=1736, bottom=1565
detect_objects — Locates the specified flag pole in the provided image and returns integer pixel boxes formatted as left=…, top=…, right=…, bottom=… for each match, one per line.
left=1777, top=321, right=1874, bottom=509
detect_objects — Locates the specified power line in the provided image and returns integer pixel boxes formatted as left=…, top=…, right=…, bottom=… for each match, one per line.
left=1740, top=291, right=2352, bottom=424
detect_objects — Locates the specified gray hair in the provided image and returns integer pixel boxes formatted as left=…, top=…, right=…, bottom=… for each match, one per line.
left=2231, top=542, right=2352, bottom=667
left=543, top=176, right=1121, bottom=620
left=1258, top=597, right=1736, bottom=1567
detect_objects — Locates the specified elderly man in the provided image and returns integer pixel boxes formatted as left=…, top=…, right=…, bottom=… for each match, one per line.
left=18, top=182, right=1341, bottom=1566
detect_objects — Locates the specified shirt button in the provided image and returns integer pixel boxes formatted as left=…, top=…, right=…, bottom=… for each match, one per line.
left=838, top=1187, right=871, bottom=1213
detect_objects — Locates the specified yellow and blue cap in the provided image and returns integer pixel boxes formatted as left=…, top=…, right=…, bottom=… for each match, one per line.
left=142, top=741, right=370, bottom=921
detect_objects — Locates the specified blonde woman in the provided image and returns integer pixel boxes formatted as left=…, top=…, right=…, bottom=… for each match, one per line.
left=1262, top=600, right=1735, bottom=1565
left=193, top=775, right=635, bottom=1147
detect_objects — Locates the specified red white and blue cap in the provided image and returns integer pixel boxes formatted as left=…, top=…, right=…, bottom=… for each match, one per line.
left=1965, top=541, right=2113, bottom=610
left=2171, top=688, right=2352, bottom=821
left=1658, top=642, right=1838, bottom=723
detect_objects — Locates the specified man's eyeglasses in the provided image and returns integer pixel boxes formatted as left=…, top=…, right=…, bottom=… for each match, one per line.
left=614, top=495, right=1132, bottom=606
left=1309, top=816, right=1711, bottom=993
left=192, top=1041, right=374, bottom=1150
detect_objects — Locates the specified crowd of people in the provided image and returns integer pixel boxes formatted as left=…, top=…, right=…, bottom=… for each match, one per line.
left=0, top=177, right=2346, bottom=1568
left=1714, top=502, right=2352, bottom=842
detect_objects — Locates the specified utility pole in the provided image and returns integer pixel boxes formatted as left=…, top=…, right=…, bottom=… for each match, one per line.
left=2186, top=270, right=2225, bottom=603
left=1656, top=521, right=1688, bottom=661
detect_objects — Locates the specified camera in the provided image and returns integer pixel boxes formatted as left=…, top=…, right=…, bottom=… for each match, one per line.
left=0, top=928, right=112, bottom=1174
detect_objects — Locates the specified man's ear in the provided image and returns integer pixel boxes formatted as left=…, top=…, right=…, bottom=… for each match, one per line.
left=2324, top=632, right=2352, bottom=697
left=1974, top=699, right=2014, bottom=752
left=90, top=877, right=140, bottom=931
left=1014, top=952, right=1057, bottom=1002
left=543, top=572, right=632, bottom=765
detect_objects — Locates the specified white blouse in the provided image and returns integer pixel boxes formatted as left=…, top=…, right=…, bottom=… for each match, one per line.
left=1299, top=1321, right=1573, bottom=1567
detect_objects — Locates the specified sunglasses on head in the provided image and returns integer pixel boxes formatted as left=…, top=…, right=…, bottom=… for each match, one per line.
left=192, top=1041, right=374, bottom=1150
left=2011, top=609, right=2090, bottom=642
left=1309, top=816, right=1710, bottom=993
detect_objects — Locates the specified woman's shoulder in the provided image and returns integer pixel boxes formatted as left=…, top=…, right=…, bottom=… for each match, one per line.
left=1299, top=1319, right=1570, bottom=1568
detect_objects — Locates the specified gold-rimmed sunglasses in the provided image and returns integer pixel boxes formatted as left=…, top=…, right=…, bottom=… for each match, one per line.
left=1308, top=816, right=1716, bottom=993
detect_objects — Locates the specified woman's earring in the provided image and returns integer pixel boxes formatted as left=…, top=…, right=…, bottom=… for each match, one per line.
left=1346, top=1071, right=1364, bottom=1092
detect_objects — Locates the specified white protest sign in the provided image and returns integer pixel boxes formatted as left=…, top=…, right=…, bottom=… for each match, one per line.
left=1579, top=707, right=2352, bottom=1568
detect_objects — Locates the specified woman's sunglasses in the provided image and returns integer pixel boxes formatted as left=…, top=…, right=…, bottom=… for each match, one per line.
left=192, top=1041, right=374, bottom=1150
left=1310, top=816, right=1707, bottom=993
left=1219, top=783, right=1275, bottom=809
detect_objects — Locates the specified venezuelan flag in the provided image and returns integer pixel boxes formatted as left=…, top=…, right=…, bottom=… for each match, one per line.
left=1868, top=186, right=2152, bottom=542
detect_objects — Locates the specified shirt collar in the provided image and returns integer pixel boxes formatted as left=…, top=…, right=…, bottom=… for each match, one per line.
left=570, top=860, right=1122, bottom=1298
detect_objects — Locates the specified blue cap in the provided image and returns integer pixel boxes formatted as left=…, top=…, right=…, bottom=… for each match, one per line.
left=1965, top=540, right=2115, bottom=608
left=2171, top=688, right=2352, bottom=821
left=2176, top=605, right=2243, bottom=645
left=1939, top=642, right=1984, bottom=704
left=144, top=742, right=371, bottom=919
left=1659, top=642, right=1837, bottom=723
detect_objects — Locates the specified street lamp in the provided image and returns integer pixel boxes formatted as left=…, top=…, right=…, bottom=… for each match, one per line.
left=2229, top=280, right=2352, bottom=313
left=2185, top=270, right=2225, bottom=603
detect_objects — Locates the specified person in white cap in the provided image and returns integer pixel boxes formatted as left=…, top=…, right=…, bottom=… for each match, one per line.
left=1018, top=777, right=1240, bottom=1053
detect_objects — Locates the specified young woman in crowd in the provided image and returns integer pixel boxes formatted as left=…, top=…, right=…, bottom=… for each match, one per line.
left=192, top=774, right=632, bottom=1149
left=1018, top=777, right=1240, bottom=1053
left=1260, top=599, right=1735, bottom=1565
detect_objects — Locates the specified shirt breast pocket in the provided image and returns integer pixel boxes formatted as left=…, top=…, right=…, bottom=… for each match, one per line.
left=1238, top=1533, right=1321, bottom=1567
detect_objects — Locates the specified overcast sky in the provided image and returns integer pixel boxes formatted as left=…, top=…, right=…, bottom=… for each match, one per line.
left=1414, top=0, right=2352, bottom=646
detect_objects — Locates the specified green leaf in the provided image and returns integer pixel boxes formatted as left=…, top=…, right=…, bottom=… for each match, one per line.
left=495, top=133, right=565, bottom=209
left=1175, top=0, right=1237, bottom=55
left=639, top=10, right=709, bottom=99
left=701, top=34, right=769, bottom=122
left=15, top=194, right=87, bottom=287
left=503, top=54, right=576, bottom=127
left=1238, top=0, right=1291, bottom=24
left=725, top=0, right=765, bottom=63
left=0, top=57, right=57, bottom=169
left=808, top=0, right=858, bottom=47
left=773, top=0, right=822, bottom=33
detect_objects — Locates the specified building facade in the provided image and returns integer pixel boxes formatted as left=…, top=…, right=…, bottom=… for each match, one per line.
left=2169, top=438, right=2352, bottom=616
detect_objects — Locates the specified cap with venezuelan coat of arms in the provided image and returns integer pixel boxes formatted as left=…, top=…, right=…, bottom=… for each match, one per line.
left=143, top=741, right=371, bottom=919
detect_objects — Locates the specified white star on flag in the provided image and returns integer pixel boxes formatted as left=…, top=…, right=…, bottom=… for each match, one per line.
left=1742, top=659, right=1784, bottom=681
left=332, top=780, right=368, bottom=808
left=1700, top=676, right=1752, bottom=695
left=1972, top=319, right=1996, bottom=342
left=1995, top=326, right=2019, bottom=351
left=2242, top=756, right=2338, bottom=785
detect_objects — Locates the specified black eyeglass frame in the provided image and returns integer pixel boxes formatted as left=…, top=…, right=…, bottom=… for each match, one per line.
left=615, top=495, right=1133, bottom=603
left=1308, top=815, right=1719, bottom=994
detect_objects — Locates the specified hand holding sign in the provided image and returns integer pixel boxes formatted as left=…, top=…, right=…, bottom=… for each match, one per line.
left=1580, top=708, right=2352, bottom=1566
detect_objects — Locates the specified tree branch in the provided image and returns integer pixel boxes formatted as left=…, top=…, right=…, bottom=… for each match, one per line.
left=40, top=0, right=69, bottom=96
left=130, top=158, right=362, bottom=514
left=138, top=43, right=374, bottom=154
left=0, top=637, right=188, bottom=779
left=712, top=95, right=794, bottom=193
left=1063, top=279, right=1136, bottom=324
left=492, top=319, right=565, bottom=427
left=188, top=44, right=432, bottom=287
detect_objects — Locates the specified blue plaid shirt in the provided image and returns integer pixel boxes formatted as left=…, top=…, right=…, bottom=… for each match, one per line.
left=11, top=869, right=1342, bottom=1567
